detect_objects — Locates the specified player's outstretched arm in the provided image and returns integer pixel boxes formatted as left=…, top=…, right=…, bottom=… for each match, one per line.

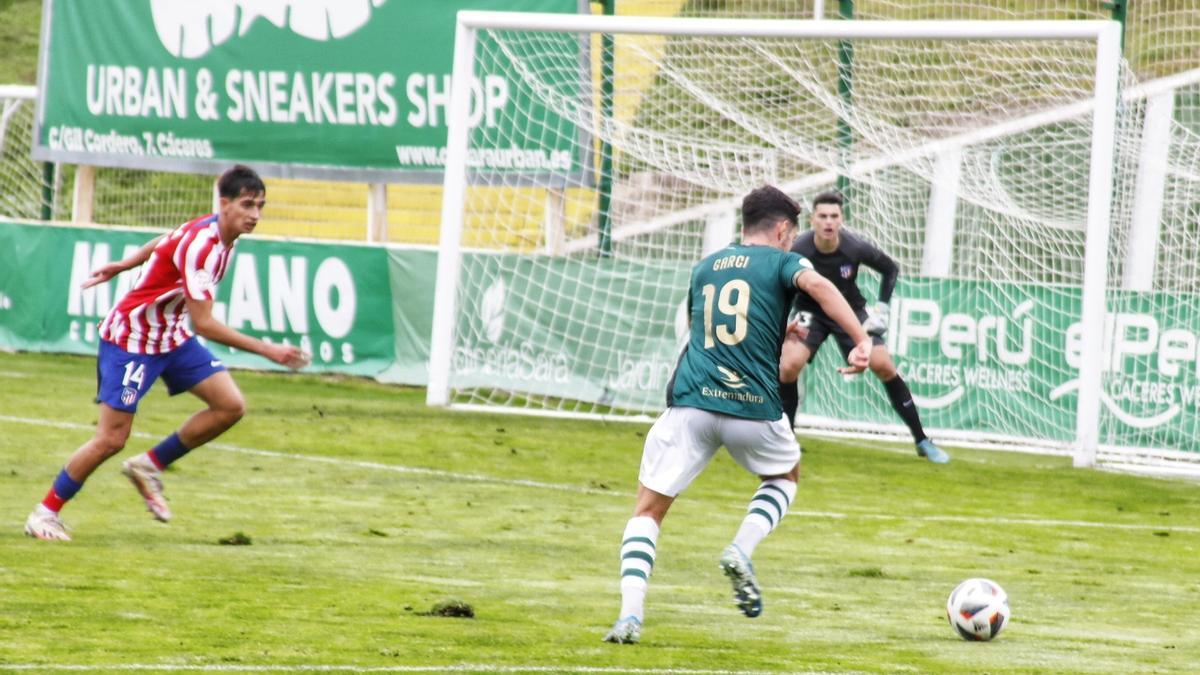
left=795, top=270, right=871, bottom=372
left=80, top=234, right=167, bottom=289
left=186, top=297, right=311, bottom=370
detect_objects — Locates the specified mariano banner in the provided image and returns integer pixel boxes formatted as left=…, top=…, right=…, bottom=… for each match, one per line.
left=32, top=0, right=588, bottom=180
left=0, top=222, right=397, bottom=376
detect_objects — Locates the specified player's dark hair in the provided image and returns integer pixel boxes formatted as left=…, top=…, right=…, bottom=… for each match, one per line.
left=218, top=165, right=265, bottom=199
left=742, top=185, right=801, bottom=233
left=812, top=190, right=844, bottom=210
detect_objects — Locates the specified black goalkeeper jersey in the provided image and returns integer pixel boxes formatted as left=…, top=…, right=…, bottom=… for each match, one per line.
left=790, top=228, right=899, bottom=314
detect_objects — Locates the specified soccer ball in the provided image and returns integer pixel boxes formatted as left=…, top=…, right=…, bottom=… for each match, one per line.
left=946, top=578, right=1010, bottom=641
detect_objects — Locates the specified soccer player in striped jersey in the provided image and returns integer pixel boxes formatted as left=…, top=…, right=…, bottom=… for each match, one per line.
left=779, top=191, right=949, bottom=464
left=24, top=165, right=309, bottom=542
left=603, top=185, right=872, bottom=644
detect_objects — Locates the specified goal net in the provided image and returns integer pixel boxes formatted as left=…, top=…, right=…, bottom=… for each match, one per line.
left=428, top=12, right=1200, bottom=476
left=0, top=86, right=55, bottom=220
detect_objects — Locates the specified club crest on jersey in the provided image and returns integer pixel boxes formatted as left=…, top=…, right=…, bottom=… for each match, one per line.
left=839, top=264, right=853, bottom=279
left=120, top=386, right=138, bottom=406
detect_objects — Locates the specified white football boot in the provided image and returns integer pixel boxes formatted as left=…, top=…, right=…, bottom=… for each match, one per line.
left=602, top=616, right=642, bottom=644
left=121, top=456, right=172, bottom=522
left=25, top=507, right=72, bottom=542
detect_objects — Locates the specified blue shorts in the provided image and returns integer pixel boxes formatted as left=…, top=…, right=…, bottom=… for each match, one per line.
left=95, top=337, right=226, bottom=413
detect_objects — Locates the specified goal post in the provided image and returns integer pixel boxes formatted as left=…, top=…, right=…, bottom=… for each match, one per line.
left=427, top=12, right=1155, bottom=471
left=1074, top=19, right=1122, bottom=468
left=427, top=18, right=478, bottom=408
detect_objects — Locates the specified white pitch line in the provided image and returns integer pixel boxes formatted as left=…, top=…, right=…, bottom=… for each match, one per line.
left=0, top=414, right=626, bottom=498
left=3, top=414, right=1196, bottom=534
left=784, top=510, right=1200, bottom=533
left=0, top=665, right=844, bottom=674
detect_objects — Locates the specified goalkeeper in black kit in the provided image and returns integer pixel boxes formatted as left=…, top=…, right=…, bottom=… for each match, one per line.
left=778, top=190, right=949, bottom=464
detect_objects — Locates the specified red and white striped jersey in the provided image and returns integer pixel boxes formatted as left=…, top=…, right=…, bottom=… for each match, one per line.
left=99, top=214, right=234, bottom=354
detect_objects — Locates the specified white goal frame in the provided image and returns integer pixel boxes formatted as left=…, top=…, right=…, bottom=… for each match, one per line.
left=427, top=12, right=1122, bottom=470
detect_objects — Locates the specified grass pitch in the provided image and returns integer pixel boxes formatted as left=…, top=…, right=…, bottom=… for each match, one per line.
left=1, top=351, right=1198, bottom=674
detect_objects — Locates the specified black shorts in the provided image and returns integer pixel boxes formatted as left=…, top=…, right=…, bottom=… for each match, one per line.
left=793, top=306, right=885, bottom=361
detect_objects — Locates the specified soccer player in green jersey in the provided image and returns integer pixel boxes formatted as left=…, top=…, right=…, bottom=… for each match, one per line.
left=603, top=185, right=872, bottom=644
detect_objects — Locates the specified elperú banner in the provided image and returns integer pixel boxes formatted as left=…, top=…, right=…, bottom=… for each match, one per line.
left=800, top=278, right=1200, bottom=450
left=31, top=0, right=586, bottom=181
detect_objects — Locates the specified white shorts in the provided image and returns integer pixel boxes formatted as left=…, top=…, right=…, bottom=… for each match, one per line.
left=639, top=406, right=801, bottom=497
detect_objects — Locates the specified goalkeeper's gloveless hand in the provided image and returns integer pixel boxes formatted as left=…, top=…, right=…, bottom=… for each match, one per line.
left=863, top=301, right=889, bottom=336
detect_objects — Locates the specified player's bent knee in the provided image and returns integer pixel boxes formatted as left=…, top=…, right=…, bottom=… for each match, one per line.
left=224, top=402, right=247, bottom=426
left=779, top=356, right=804, bottom=381
left=759, top=466, right=799, bottom=483
left=213, top=397, right=246, bottom=427
left=95, top=430, right=130, bottom=456
left=780, top=345, right=811, bottom=382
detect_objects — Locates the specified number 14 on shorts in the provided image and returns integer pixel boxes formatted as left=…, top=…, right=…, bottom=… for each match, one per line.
left=123, top=362, right=147, bottom=387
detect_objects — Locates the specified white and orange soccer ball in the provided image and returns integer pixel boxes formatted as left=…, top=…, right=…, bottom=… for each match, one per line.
left=946, top=578, right=1010, bottom=641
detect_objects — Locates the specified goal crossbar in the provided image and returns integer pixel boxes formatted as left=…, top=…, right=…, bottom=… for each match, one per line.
left=457, top=11, right=1116, bottom=42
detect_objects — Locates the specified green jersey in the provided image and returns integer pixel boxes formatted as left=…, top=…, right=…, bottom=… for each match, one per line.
left=668, top=243, right=813, bottom=420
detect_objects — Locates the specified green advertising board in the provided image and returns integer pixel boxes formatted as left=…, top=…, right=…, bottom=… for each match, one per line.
left=800, top=278, right=1200, bottom=451
left=32, top=0, right=588, bottom=181
left=5, top=219, right=1196, bottom=454
left=0, top=221, right=397, bottom=376
left=449, top=254, right=688, bottom=412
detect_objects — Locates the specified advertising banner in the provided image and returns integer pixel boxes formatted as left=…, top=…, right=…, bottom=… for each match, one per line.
left=375, top=247, right=438, bottom=385
left=5, top=219, right=1194, bottom=454
left=0, top=221, right=396, bottom=376
left=449, top=255, right=689, bottom=412
left=32, top=0, right=587, bottom=181
left=800, top=278, right=1200, bottom=451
